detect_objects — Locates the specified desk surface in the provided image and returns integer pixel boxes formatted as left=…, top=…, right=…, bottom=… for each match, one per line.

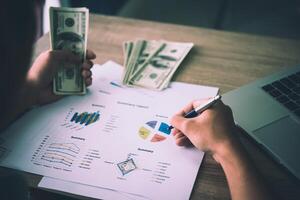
left=30, top=14, right=300, bottom=199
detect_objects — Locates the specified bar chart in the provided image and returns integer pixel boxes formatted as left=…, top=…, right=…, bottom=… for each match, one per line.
left=70, top=111, right=100, bottom=126
left=61, top=108, right=101, bottom=131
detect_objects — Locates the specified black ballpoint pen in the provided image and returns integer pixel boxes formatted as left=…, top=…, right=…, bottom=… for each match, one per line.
left=168, top=95, right=222, bottom=130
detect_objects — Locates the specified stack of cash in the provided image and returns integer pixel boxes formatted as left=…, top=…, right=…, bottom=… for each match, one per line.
left=122, top=40, right=193, bottom=90
left=50, top=7, right=89, bottom=95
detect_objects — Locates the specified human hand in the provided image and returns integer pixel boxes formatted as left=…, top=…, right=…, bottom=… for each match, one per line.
left=171, top=100, right=275, bottom=200
left=26, top=49, right=96, bottom=106
left=170, top=99, right=238, bottom=160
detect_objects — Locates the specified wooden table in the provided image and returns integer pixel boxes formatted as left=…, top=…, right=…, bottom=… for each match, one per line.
left=30, top=14, right=300, bottom=199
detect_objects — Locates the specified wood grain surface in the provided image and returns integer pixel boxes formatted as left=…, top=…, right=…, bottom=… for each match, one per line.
left=28, top=14, right=300, bottom=200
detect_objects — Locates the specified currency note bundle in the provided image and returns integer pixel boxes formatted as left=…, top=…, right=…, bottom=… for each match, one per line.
left=122, top=40, right=193, bottom=90
left=50, top=7, right=89, bottom=95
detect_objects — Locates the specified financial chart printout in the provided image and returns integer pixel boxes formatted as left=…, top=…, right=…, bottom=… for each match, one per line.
left=0, top=61, right=218, bottom=200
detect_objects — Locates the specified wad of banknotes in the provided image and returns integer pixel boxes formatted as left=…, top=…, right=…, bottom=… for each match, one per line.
left=50, top=7, right=89, bottom=95
left=49, top=7, right=192, bottom=93
left=122, top=40, right=193, bottom=90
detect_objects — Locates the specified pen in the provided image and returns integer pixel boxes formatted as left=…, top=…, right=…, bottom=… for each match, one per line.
left=168, top=95, right=222, bottom=130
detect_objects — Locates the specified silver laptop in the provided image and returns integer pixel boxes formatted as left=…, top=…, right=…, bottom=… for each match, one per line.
left=222, top=66, right=300, bottom=179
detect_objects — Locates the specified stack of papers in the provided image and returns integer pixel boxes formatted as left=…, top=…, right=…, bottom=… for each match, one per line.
left=0, top=61, right=218, bottom=200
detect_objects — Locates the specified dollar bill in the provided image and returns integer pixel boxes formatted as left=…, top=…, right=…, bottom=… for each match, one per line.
left=122, top=40, right=193, bottom=90
left=123, top=41, right=133, bottom=68
left=49, top=7, right=89, bottom=95
left=122, top=40, right=145, bottom=85
left=123, top=40, right=165, bottom=85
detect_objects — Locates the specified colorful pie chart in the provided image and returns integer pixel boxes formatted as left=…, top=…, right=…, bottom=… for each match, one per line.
left=138, top=120, right=171, bottom=143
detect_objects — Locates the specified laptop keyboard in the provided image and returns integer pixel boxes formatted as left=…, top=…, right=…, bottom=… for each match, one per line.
left=262, top=71, right=300, bottom=118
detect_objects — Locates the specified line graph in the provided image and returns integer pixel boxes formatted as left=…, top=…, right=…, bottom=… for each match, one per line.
left=31, top=135, right=80, bottom=169
left=48, top=143, right=80, bottom=154
left=41, top=152, right=74, bottom=166
left=41, top=143, right=79, bottom=166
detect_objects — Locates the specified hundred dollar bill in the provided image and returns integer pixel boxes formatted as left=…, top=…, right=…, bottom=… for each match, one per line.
left=123, top=41, right=133, bottom=68
left=122, top=40, right=165, bottom=86
left=130, top=41, right=193, bottom=90
left=50, top=7, right=89, bottom=95
left=122, top=40, right=145, bottom=85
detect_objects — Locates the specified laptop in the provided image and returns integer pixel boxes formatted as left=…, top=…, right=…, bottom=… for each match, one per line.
left=222, top=66, right=300, bottom=179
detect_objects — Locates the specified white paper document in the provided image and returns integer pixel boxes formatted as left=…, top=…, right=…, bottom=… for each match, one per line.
left=0, top=61, right=218, bottom=200
left=39, top=176, right=147, bottom=200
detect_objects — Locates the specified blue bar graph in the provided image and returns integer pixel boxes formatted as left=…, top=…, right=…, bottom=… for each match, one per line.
left=70, top=111, right=100, bottom=126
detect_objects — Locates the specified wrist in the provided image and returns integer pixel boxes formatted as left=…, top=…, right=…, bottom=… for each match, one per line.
left=212, top=136, right=244, bottom=164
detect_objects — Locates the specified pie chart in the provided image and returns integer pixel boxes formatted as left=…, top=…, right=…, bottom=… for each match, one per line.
left=138, top=120, right=171, bottom=143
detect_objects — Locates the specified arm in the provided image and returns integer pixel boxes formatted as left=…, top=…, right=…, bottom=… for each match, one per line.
left=170, top=100, right=274, bottom=200
left=0, top=50, right=96, bottom=130
left=0, top=83, right=36, bottom=131
left=214, top=136, right=273, bottom=200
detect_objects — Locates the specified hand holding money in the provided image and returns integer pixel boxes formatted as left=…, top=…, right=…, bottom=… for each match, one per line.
left=122, top=40, right=193, bottom=90
left=50, top=7, right=89, bottom=95
left=26, top=49, right=96, bottom=105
